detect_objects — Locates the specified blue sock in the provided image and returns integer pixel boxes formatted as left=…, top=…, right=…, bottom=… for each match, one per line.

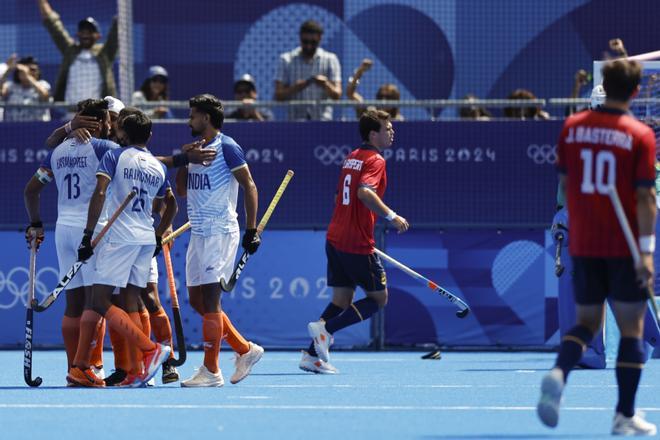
left=325, top=298, right=379, bottom=334
left=308, top=303, right=344, bottom=357
left=555, top=325, right=593, bottom=380
left=615, top=337, right=645, bottom=417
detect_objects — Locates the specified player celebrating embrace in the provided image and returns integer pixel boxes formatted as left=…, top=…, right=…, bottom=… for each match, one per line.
left=537, top=59, right=657, bottom=436
left=68, top=110, right=175, bottom=387
left=176, top=94, right=263, bottom=387
left=302, top=109, right=409, bottom=373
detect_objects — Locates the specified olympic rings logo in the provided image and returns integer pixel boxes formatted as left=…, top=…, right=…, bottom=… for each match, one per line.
left=313, top=145, right=352, bottom=166
left=527, top=144, right=557, bottom=165
left=0, top=266, right=58, bottom=310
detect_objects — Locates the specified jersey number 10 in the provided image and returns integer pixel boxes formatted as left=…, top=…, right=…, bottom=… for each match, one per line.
left=580, top=149, right=616, bottom=195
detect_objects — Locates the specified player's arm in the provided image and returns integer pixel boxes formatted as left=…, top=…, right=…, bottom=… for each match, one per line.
left=175, top=166, right=187, bottom=197
left=156, top=140, right=213, bottom=168
left=356, top=187, right=408, bottom=233
left=155, top=188, right=177, bottom=238
left=45, top=114, right=99, bottom=147
left=85, top=175, right=110, bottom=233
left=23, top=169, right=51, bottom=249
left=634, top=130, right=658, bottom=288
left=234, top=166, right=258, bottom=230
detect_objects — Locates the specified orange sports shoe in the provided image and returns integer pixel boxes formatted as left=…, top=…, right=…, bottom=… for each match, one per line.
left=66, top=366, right=106, bottom=387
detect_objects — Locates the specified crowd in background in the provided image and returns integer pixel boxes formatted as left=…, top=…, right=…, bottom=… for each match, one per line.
left=0, top=1, right=642, bottom=122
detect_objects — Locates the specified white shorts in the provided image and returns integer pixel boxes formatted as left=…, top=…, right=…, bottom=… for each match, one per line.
left=186, top=232, right=239, bottom=287
left=92, top=239, right=156, bottom=289
left=55, top=224, right=97, bottom=290
left=149, top=257, right=158, bottom=284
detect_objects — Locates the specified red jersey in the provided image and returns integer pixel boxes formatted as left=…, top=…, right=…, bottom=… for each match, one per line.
left=557, top=108, right=656, bottom=257
left=327, top=145, right=387, bottom=254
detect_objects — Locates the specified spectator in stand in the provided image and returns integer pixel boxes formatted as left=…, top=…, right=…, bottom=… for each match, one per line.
left=38, top=0, right=118, bottom=104
left=0, top=58, right=7, bottom=121
left=503, top=88, right=550, bottom=120
left=274, top=20, right=342, bottom=120
left=132, top=65, right=173, bottom=120
left=346, top=58, right=404, bottom=121
left=227, top=74, right=272, bottom=121
left=565, top=69, right=591, bottom=116
left=1, top=55, right=51, bottom=121
left=459, top=94, right=492, bottom=120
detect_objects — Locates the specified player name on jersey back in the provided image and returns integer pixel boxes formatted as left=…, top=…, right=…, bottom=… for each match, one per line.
left=55, top=156, right=88, bottom=169
left=123, top=167, right=162, bottom=187
left=564, top=126, right=633, bottom=150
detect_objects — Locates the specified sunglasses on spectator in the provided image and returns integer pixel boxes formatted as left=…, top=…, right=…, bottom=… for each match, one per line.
left=301, top=39, right=320, bottom=46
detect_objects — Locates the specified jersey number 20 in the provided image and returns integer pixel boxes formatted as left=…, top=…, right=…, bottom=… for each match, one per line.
left=580, top=149, right=616, bottom=195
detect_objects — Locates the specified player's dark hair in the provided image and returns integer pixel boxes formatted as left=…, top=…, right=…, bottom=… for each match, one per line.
left=359, top=109, right=390, bottom=142
left=300, top=20, right=323, bottom=35
left=76, top=98, right=98, bottom=112
left=189, top=94, right=224, bottom=129
left=117, top=106, right=141, bottom=125
left=602, top=59, right=642, bottom=102
left=78, top=98, right=109, bottom=122
left=121, top=111, right=152, bottom=145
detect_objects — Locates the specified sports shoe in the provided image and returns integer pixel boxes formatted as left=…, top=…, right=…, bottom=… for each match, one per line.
left=139, top=343, right=171, bottom=386
left=103, top=368, right=127, bottom=386
left=181, top=365, right=224, bottom=387
left=118, top=373, right=143, bottom=388
left=162, top=360, right=179, bottom=384
left=231, top=342, right=264, bottom=384
left=537, top=368, right=564, bottom=428
left=612, top=411, right=657, bottom=436
left=91, top=365, right=105, bottom=381
left=66, top=366, right=105, bottom=388
left=299, top=350, right=338, bottom=374
left=308, top=321, right=333, bottom=362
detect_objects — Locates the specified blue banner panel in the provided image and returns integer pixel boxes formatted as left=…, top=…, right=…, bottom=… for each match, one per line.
left=383, top=229, right=559, bottom=347
left=0, top=120, right=561, bottom=227
left=0, top=230, right=369, bottom=349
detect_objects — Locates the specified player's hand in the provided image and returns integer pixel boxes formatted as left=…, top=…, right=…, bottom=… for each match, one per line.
left=153, top=235, right=163, bottom=257
left=186, top=146, right=217, bottom=166
left=181, top=139, right=205, bottom=153
left=71, top=114, right=100, bottom=132
left=636, top=253, right=654, bottom=291
left=390, top=215, right=409, bottom=234
left=71, top=128, right=92, bottom=143
left=77, top=229, right=94, bottom=262
left=24, top=223, right=44, bottom=250
left=242, top=228, right=261, bottom=254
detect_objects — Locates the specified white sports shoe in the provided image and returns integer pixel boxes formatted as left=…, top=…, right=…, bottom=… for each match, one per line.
left=181, top=365, right=224, bottom=387
left=299, top=350, right=338, bottom=374
left=612, top=411, right=657, bottom=436
left=91, top=365, right=105, bottom=381
left=230, top=342, right=264, bottom=384
left=307, top=321, right=333, bottom=362
left=537, top=368, right=564, bottom=428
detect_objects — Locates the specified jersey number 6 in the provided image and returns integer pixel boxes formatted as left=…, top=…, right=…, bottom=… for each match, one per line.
left=342, top=174, right=352, bottom=205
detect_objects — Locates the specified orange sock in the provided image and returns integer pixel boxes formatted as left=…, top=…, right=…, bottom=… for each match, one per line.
left=109, top=326, right=130, bottom=372
left=139, top=308, right=151, bottom=338
left=128, top=312, right=145, bottom=375
left=61, top=315, right=80, bottom=371
left=202, top=313, right=223, bottom=373
left=222, top=312, right=250, bottom=355
left=150, top=308, right=174, bottom=358
left=72, top=310, right=103, bottom=369
left=105, top=306, right=156, bottom=352
left=90, top=318, right=105, bottom=368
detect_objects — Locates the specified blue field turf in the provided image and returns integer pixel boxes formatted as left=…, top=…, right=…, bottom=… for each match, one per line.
left=1, top=350, right=659, bottom=439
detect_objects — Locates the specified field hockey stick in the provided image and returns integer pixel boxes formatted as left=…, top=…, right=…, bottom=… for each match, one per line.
left=163, top=242, right=186, bottom=366
left=608, top=185, right=660, bottom=322
left=162, top=221, right=190, bottom=245
left=554, top=233, right=565, bottom=277
left=373, top=248, right=470, bottom=318
left=33, top=190, right=136, bottom=312
left=24, top=233, right=42, bottom=387
left=220, top=170, right=294, bottom=292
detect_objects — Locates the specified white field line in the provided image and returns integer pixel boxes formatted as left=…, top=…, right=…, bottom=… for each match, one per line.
left=0, top=403, right=659, bottom=412
left=238, top=384, right=657, bottom=389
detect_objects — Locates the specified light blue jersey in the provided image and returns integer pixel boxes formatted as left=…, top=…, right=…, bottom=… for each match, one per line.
left=97, top=146, right=170, bottom=244
left=187, top=133, right=247, bottom=236
left=41, top=138, right=118, bottom=228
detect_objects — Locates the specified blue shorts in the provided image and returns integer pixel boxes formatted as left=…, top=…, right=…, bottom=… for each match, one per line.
left=326, top=241, right=386, bottom=292
left=572, top=256, right=648, bottom=305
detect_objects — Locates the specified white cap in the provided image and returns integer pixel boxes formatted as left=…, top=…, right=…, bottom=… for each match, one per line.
left=104, top=96, right=125, bottom=115
left=590, top=84, right=606, bottom=109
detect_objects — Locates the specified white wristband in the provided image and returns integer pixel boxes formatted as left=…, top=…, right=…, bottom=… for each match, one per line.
left=639, top=235, right=656, bottom=253
left=65, top=121, right=72, bottom=134
left=385, top=210, right=397, bottom=221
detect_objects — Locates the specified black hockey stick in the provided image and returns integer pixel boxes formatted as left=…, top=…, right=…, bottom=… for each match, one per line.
left=163, top=242, right=186, bottom=366
left=220, top=170, right=294, bottom=292
left=554, top=233, right=565, bottom=277
left=24, top=235, right=42, bottom=387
